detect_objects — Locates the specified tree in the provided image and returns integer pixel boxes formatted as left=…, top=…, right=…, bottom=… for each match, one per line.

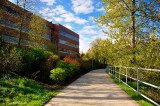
left=96, top=0, right=160, bottom=64
left=12, top=0, right=40, bottom=47
left=29, top=14, right=48, bottom=49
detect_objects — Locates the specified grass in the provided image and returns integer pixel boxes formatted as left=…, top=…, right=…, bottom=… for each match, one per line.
left=0, top=72, right=61, bottom=106
left=108, top=74, right=154, bottom=106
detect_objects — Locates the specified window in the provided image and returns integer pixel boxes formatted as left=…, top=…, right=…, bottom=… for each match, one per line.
left=59, top=39, right=79, bottom=48
left=0, top=18, right=29, bottom=33
left=2, top=5, right=20, bottom=16
left=59, top=48, right=78, bottom=54
left=60, top=30, right=79, bottom=42
left=1, top=34, right=19, bottom=44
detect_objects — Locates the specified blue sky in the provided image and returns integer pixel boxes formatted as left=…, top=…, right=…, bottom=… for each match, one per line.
left=9, top=0, right=107, bottom=53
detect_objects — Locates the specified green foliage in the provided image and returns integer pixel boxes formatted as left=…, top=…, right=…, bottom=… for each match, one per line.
left=57, top=60, right=68, bottom=69
left=0, top=45, right=22, bottom=72
left=46, top=43, right=58, bottom=54
left=45, top=55, right=59, bottom=71
left=50, top=68, right=67, bottom=84
left=29, top=14, right=48, bottom=48
left=0, top=72, right=60, bottom=106
left=67, top=63, right=79, bottom=77
left=95, top=0, right=160, bottom=68
left=80, top=57, right=92, bottom=73
left=56, top=61, right=79, bottom=78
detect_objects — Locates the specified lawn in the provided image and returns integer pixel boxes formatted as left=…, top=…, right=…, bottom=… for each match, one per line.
left=0, top=72, right=61, bottom=106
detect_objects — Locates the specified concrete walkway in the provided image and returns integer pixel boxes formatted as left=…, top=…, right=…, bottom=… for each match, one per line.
left=45, top=69, right=139, bottom=106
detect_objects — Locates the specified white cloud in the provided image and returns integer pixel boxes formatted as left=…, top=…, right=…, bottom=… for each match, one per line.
left=79, top=25, right=109, bottom=53
left=71, top=0, right=94, bottom=14
left=54, top=5, right=67, bottom=15
left=96, top=7, right=105, bottom=12
left=39, top=6, right=87, bottom=25
left=54, top=17, right=63, bottom=22
left=8, top=0, right=14, bottom=2
left=64, top=24, right=72, bottom=29
left=88, top=16, right=95, bottom=21
left=40, top=0, right=55, bottom=6
left=60, top=12, right=87, bottom=25
left=79, top=25, right=97, bottom=35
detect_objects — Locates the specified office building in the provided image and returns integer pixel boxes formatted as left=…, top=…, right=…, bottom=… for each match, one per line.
left=0, top=0, right=79, bottom=57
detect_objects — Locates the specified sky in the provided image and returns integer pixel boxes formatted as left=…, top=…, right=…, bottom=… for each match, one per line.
left=9, top=0, right=108, bottom=53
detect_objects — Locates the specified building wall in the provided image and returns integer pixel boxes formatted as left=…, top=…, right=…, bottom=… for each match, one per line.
left=0, top=0, right=52, bottom=47
left=0, top=0, right=79, bottom=57
left=53, top=24, right=79, bottom=57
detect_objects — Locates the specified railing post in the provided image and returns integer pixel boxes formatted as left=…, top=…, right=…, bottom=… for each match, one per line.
left=137, top=68, right=139, bottom=95
left=126, top=67, right=128, bottom=85
left=115, top=66, right=116, bottom=78
left=112, top=67, right=114, bottom=75
left=119, top=67, right=121, bottom=82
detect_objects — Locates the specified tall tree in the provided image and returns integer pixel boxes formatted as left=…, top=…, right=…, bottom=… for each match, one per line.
left=29, top=14, right=48, bottom=49
left=12, top=0, right=40, bottom=47
left=96, top=0, right=160, bottom=48
left=96, top=0, right=160, bottom=64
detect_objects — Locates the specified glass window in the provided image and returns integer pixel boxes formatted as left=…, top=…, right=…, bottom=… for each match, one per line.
left=0, top=18, right=29, bottom=33
left=1, top=34, right=19, bottom=44
left=60, top=30, right=79, bottom=42
left=59, top=39, right=79, bottom=48
left=59, top=48, right=78, bottom=54
left=2, top=5, right=20, bottom=16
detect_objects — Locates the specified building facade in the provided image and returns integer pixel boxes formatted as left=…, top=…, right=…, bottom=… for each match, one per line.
left=0, top=0, right=79, bottom=57
left=53, top=24, right=79, bottom=57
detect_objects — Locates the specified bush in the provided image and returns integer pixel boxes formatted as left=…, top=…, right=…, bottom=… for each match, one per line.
left=56, top=60, right=68, bottom=69
left=46, top=55, right=59, bottom=70
left=67, top=63, right=79, bottom=77
left=0, top=46, right=22, bottom=72
left=80, top=59, right=92, bottom=73
left=64, top=55, right=80, bottom=67
left=50, top=68, right=67, bottom=84
left=21, top=48, right=53, bottom=80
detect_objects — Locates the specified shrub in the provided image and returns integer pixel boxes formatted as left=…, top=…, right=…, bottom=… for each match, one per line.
left=79, top=57, right=92, bottom=73
left=50, top=68, right=67, bottom=84
left=21, top=48, right=53, bottom=79
left=64, top=55, right=80, bottom=67
left=46, top=55, right=59, bottom=70
left=0, top=46, right=22, bottom=72
left=67, top=63, right=79, bottom=77
left=57, top=60, right=67, bottom=68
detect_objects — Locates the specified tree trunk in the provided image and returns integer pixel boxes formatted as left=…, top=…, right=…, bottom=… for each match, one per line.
left=131, top=0, right=136, bottom=49
left=131, top=0, right=136, bottom=65
left=18, top=0, right=27, bottom=47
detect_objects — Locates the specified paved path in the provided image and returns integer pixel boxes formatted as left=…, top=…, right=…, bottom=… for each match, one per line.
left=45, top=69, right=139, bottom=106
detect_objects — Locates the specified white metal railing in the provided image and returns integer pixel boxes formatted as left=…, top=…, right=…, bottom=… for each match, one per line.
left=106, top=66, right=160, bottom=106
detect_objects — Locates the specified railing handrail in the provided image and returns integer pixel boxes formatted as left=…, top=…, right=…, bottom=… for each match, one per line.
left=108, top=66, right=160, bottom=72
left=106, top=66, right=160, bottom=106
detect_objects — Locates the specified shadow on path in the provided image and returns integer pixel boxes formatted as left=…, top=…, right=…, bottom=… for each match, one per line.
left=45, top=69, right=139, bottom=106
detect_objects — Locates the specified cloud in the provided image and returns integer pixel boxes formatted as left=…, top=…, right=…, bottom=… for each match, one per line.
left=64, top=24, right=73, bottom=29
left=88, top=16, right=95, bottom=21
left=71, top=0, right=94, bottom=14
left=39, top=6, right=87, bottom=25
left=79, top=25, right=109, bottom=53
left=60, top=12, right=87, bottom=24
left=54, top=17, right=63, bottom=22
left=40, top=0, right=55, bottom=6
left=96, top=7, right=105, bottom=12
left=8, top=0, right=14, bottom=2
left=78, top=25, right=97, bottom=35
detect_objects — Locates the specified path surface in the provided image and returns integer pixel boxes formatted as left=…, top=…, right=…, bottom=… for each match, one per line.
left=45, top=69, right=139, bottom=106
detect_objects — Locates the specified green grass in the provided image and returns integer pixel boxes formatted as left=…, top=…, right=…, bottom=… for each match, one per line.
left=0, top=72, right=61, bottom=106
left=108, top=74, right=154, bottom=106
